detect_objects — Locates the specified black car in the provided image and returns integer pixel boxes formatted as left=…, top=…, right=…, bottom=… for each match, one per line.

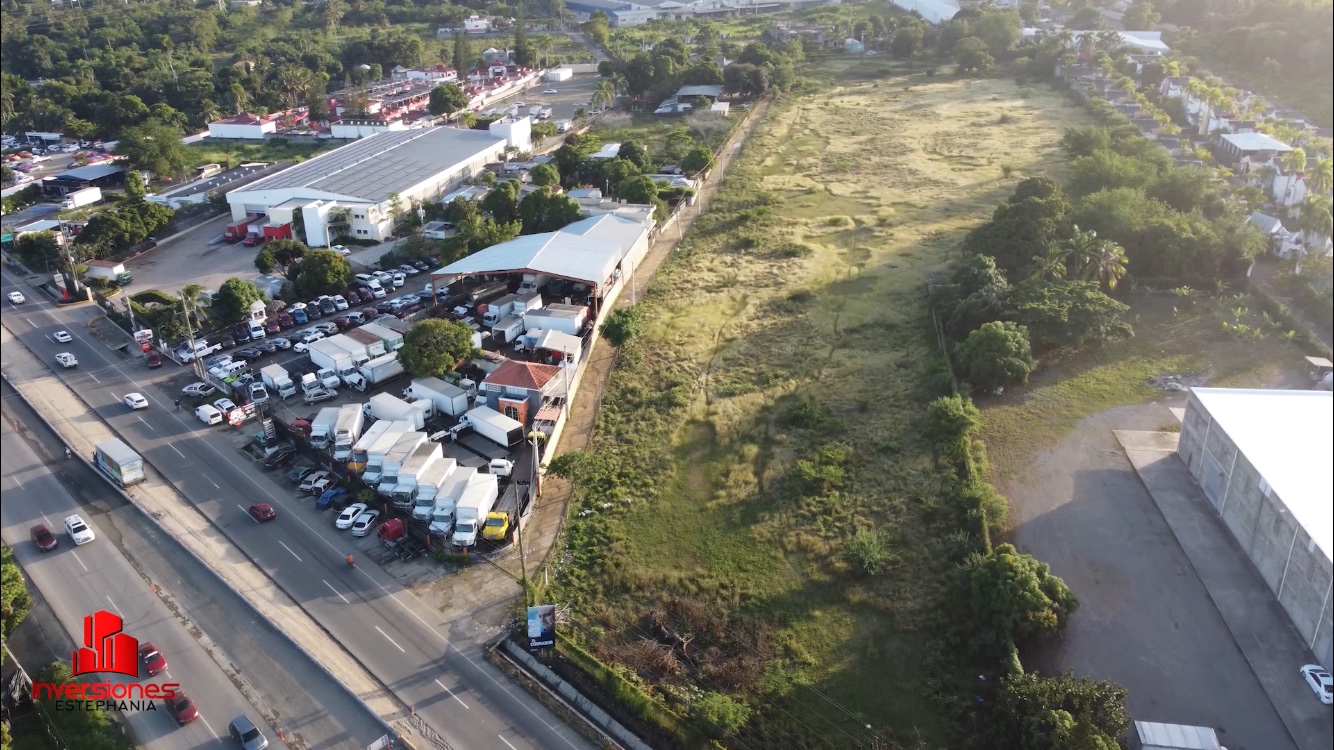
left=216, top=334, right=237, bottom=350
left=319, top=297, right=337, bottom=315
left=255, top=339, right=280, bottom=354
left=231, top=324, right=252, bottom=343
left=234, top=348, right=264, bottom=362
left=305, top=302, right=324, bottom=319
left=376, top=300, right=396, bottom=314
left=263, top=447, right=297, bottom=470
left=411, top=259, right=431, bottom=271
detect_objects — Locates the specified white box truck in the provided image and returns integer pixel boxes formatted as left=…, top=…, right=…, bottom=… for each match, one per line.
left=309, top=339, right=353, bottom=377
left=343, top=328, right=387, bottom=357
left=363, top=431, right=425, bottom=484
left=363, top=392, right=428, bottom=428
left=61, top=186, right=102, bottom=209
left=406, top=377, right=470, bottom=417
left=349, top=419, right=391, bottom=471
left=355, top=420, right=410, bottom=473
left=412, top=458, right=457, bottom=520
left=260, top=364, right=297, bottom=399
left=462, top=405, right=524, bottom=448
left=481, top=292, right=543, bottom=326
left=389, top=443, right=444, bottom=508
left=428, top=467, right=477, bottom=536
left=523, top=303, right=587, bottom=336
left=93, top=439, right=146, bottom=487
left=451, top=472, right=500, bottom=547
left=355, top=353, right=405, bottom=391
left=309, top=406, right=340, bottom=450
left=331, top=404, right=366, bottom=460
left=518, top=273, right=550, bottom=295
left=491, top=314, right=526, bottom=344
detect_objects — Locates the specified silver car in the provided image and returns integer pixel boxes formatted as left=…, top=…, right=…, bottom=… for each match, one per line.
left=228, top=716, right=269, bottom=750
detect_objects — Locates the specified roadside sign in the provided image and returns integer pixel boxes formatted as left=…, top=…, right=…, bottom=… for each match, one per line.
left=228, top=409, right=245, bottom=427
left=262, top=418, right=276, bottom=443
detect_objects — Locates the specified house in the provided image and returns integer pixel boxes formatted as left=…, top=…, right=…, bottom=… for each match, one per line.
left=396, top=65, right=459, bottom=83
left=208, top=113, right=277, bottom=140
left=1114, top=30, right=1170, bottom=55
left=479, top=360, right=566, bottom=424
left=589, top=143, right=623, bottom=160
left=464, top=15, right=491, bottom=33
left=1214, top=132, right=1292, bottom=172
left=1246, top=213, right=1304, bottom=258
left=565, top=188, right=656, bottom=224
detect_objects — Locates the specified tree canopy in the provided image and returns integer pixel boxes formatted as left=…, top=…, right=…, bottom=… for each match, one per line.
left=397, top=318, right=480, bottom=377
left=957, top=321, right=1034, bottom=392
left=970, top=543, right=1079, bottom=658
left=519, top=187, right=584, bottom=234
left=429, top=84, right=468, bottom=116
left=213, top=277, right=265, bottom=324
left=292, top=248, right=353, bottom=298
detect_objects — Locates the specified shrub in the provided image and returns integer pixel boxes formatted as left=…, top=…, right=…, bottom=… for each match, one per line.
left=956, top=321, right=1034, bottom=392
left=692, top=692, right=750, bottom=737
left=843, top=528, right=896, bottom=576
left=780, top=399, right=832, bottom=429
left=601, top=306, right=644, bottom=346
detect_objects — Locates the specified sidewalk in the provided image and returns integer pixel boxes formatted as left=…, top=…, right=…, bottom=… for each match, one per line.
left=1116, top=430, right=1334, bottom=750
left=0, top=322, right=428, bottom=749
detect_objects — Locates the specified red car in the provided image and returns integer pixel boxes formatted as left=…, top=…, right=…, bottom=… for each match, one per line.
left=139, top=642, right=168, bottom=676
left=264, top=319, right=282, bottom=335
left=146, top=351, right=163, bottom=368
left=361, top=308, right=380, bottom=321
left=345, top=290, right=362, bottom=305
left=165, top=691, right=199, bottom=725
left=278, top=312, right=295, bottom=329
left=31, top=524, right=58, bottom=552
left=248, top=503, right=277, bottom=522
left=333, top=316, right=352, bottom=330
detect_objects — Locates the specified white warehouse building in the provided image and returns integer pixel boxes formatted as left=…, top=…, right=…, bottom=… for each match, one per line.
left=225, top=120, right=531, bottom=246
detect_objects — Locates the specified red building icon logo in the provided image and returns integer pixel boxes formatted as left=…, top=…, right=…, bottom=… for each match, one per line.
left=71, top=611, right=139, bottom=678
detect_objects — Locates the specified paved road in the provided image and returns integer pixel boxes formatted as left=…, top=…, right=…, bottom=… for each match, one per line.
left=2, top=269, right=594, bottom=750
left=1, top=378, right=390, bottom=750
left=0, top=418, right=253, bottom=750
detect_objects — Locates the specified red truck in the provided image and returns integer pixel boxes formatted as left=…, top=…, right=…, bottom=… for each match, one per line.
left=223, top=217, right=256, bottom=243
left=241, top=226, right=264, bottom=246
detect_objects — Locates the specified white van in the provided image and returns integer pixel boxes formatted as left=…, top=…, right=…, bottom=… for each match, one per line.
left=355, top=273, right=383, bottom=290
left=247, top=320, right=267, bottom=339
left=195, top=404, right=224, bottom=426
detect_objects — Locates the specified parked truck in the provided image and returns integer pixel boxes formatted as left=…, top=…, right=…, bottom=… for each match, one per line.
left=451, top=473, right=500, bottom=547
left=411, top=458, right=457, bottom=520
left=353, top=420, right=410, bottom=474
left=481, top=292, right=543, bottom=326
left=523, top=303, right=587, bottom=336
left=309, top=339, right=355, bottom=379
left=491, top=315, right=526, bottom=345
left=84, top=259, right=132, bottom=285
left=517, top=273, right=550, bottom=296
left=467, top=281, right=509, bottom=305
left=61, top=186, right=103, bottom=210
left=356, top=353, right=405, bottom=390
left=429, top=467, right=478, bottom=537
left=223, top=217, right=256, bottom=243
left=358, top=322, right=404, bottom=352
left=309, top=406, right=341, bottom=450
left=260, top=364, right=297, bottom=400
left=462, top=405, right=524, bottom=448
left=363, top=392, right=428, bottom=428
left=329, top=334, right=373, bottom=367
left=363, top=430, right=425, bottom=485
left=343, top=328, right=387, bottom=358
left=93, top=438, right=146, bottom=487
left=242, top=225, right=264, bottom=246
left=388, top=443, right=444, bottom=508
left=331, top=404, right=366, bottom=460
left=405, top=377, right=469, bottom=417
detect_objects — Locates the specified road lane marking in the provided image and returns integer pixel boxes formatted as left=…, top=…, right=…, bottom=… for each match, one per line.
left=71, top=552, right=89, bottom=572
left=238, top=504, right=258, bottom=523
left=499, top=736, right=518, bottom=750
left=323, top=580, right=350, bottom=604
left=137, top=417, right=153, bottom=431
left=198, top=715, right=218, bottom=739
left=25, top=317, right=34, bottom=327
left=278, top=541, right=302, bottom=562
left=105, top=596, right=122, bottom=616
left=86, top=373, right=100, bottom=383
left=435, top=679, right=469, bottom=709
left=375, top=626, right=406, bottom=653
left=169, top=444, right=185, bottom=458
left=206, top=477, right=219, bottom=488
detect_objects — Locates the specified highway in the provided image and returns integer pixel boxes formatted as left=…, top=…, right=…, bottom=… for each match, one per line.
left=1, top=417, right=252, bottom=750
left=1, top=378, right=391, bottom=749
left=2, top=269, right=594, bottom=750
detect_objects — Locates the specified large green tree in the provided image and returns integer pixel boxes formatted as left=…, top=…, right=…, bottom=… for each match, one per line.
left=115, top=118, right=192, bottom=179
left=292, top=249, right=353, bottom=298
left=990, top=670, right=1130, bottom=749
left=480, top=179, right=522, bottom=225
left=397, top=318, right=480, bottom=377
left=429, top=84, right=468, bottom=116
left=957, top=321, right=1034, bottom=392
left=530, top=162, right=560, bottom=187
left=680, top=146, right=714, bottom=177
left=266, top=238, right=308, bottom=277
left=213, top=278, right=265, bottom=324
left=518, top=188, right=584, bottom=234
left=970, top=543, right=1078, bottom=656
left=964, top=179, right=1072, bottom=275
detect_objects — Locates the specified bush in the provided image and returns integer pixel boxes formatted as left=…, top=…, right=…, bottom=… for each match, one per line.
left=601, top=306, right=644, bottom=346
left=956, top=321, right=1034, bottom=392
left=692, top=692, right=751, bottom=736
left=781, top=399, right=833, bottom=429
left=843, top=528, right=896, bottom=576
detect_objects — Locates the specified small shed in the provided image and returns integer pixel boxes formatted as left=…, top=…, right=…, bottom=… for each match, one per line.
left=1131, top=721, right=1222, bottom=750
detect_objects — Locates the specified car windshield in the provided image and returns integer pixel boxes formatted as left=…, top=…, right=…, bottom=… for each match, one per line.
left=240, top=727, right=261, bottom=741
left=144, top=649, right=160, bottom=659
left=485, top=518, right=505, bottom=528
left=71, top=522, right=87, bottom=533
left=36, top=529, right=54, bottom=541
left=171, top=695, right=191, bottom=711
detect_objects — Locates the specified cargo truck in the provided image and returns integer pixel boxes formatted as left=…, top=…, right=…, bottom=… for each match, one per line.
left=481, top=292, right=543, bottom=326
left=363, top=430, right=426, bottom=485
left=491, top=314, right=526, bottom=344
left=429, top=467, right=478, bottom=536
left=462, top=405, right=524, bottom=448
left=363, top=393, right=430, bottom=429
left=451, top=473, right=500, bottom=547
left=356, top=353, right=405, bottom=390
left=84, top=259, right=132, bottom=285
left=405, top=377, right=469, bottom=417
left=242, top=225, right=264, bottom=246
left=223, top=217, right=256, bottom=243
left=309, top=406, right=341, bottom=450
left=467, top=281, right=509, bottom=305
left=331, top=404, right=366, bottom=460
left=308, top=338, right=355, bottom=378
left=61, top=186, right=103, bottom=210
left=343, top=328, right=387, bottom=358
left=330, top=335, right=373, bottom=367
left=358, top=322, right=404, bottom=352
left=260, top=364, right=297, bottom=400
left=517, top=273, right=550, bottom=296
left=523, top=303, right=587, bottom=336
left=93, top=438, right=146, bottom=487
left=388, top=443, right=444, bottom=508
left=411, top=458, right=457, bottom=520
left=353, top=420, right=410, bottom=473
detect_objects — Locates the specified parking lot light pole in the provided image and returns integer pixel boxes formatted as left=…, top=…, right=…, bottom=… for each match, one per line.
left=518, top=429, right=546, bottom=601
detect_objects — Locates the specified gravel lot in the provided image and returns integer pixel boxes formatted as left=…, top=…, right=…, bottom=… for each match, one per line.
left=123, top=214, right=262, bottom=296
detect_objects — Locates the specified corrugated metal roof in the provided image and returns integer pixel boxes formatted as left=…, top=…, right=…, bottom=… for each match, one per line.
left=1134, top=721, right=1222, bottom=750
left=437, top=214, right=647, bottom=287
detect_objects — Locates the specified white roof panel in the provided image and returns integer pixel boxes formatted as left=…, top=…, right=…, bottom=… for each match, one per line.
left=1220, top=132, right=1293, bottom=153
left=438, top=214, right=647, bottom=288
left=1191, top=388, right=1333, bottom=560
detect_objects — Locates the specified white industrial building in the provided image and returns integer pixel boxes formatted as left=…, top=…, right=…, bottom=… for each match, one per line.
left=225, top=121, right=531, bottom=246
left=207, top=113, right=277, bottom=140
left=1177, top=388, right=1333, bottom=668
left=433, top=213, right=650, bottom=314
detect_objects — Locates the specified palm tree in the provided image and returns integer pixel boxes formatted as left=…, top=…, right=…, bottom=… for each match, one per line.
left=1298, top=194, right=1333, bottom=251
left=229, top=82, right=249, bottom=115
left=1185, top=78, right=1209, bottom=133
left=1076, top=32, right=1096, bottom=58
left=1082, top=239, right=1129, bottom=291
left=1310, top=156, right=1333, bottom=195
left=1031, top=243, right=1070, bottom=281
left=1061, top=225, right=1103, bottom=274
left=1280, top=147, right=1307, bottom=207
left=456, top=111, right=477, bottom=128
left=1096, top=29, right=1122, bottom=51
left=592, top=79, right=615, bottom=109
left=180, top=284, right=206, bottom=332
left=275, top=65, right=310, bottom=109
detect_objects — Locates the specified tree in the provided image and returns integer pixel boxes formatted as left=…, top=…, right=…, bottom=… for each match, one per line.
left=581, top=10, right=610, bottom=47
left=519, top=188, right=584, bottom=234
left=957, top=321, right=1034, bottom=392
left=115, top=118, right=191, bottom=179
left=618, top=175, right=660, bottom=206
left=954, top=37, right=995, bottom=75
left=736, top=42, right=774, bottom=67
left=1280, top=147, right=1307, bottom=206
left=681, top=61, right=724, bottom=86
left=724, top=63, right=770, bottom=97
left=1067, top=6, right=1106, bottom=30
left=480, top=179, right=522, bottom=224
left=601, top=306, right=644, bottom=346
left=453, top=30, right=473, bottom=75
left=429, top=84, right=468, bottom=116
left=680, top=146, right=714, bottom=177
left=617, top=141, right=651, bottom=172
left=1004, top=280, right=1132, bottom=350
left=13, top=231, right=63, bottom=271
left=291, top=249, right=353, bottom=298
left=890, top=21, right=925, bottom=58
left=397, top=318, right=480, bottom=377
left=213, top=278, right=265, bottom=324
left=923, top=394, right=981, bottom=472
left=457, top=216, right=521, bottom=253
left=124, top=170, right=147, bottom=202
left=445, top=196, right=481, bottom=224
left=963, top=185, right=1072, bottom=276
left=530, top=162, right=560, bottom=187
left=2, top=545, right=34, bottom=641
left=970, top=543, right=1078, bottom=656
left=31, top=661, right=130, bottom=750
left=514, top=22, right=538, bottom=68
left=266, top=238, right=307, bottom=277
left=990, top=670, right=1130, bottom=749
left=254, top=247, right=276, bottom=273
left=1122, top=1, right=1161, bottom=30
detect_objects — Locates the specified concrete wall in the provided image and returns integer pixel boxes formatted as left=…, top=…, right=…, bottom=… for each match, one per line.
left=1179, top=394, right=1334, bottom=668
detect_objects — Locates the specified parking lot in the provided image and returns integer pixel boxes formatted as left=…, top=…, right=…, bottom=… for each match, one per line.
left=123, top=214, right=266, bottom=296
left=483, top=74, right=602, bottom=126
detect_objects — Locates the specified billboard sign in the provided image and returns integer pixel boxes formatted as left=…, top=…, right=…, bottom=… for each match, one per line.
left=526, top=605, right=555, bottom=650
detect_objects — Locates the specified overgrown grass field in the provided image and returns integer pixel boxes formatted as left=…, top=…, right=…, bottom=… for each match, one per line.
left=551, top=58, right=1095, bottom=747
left=186, top=139, right=336, bottom=169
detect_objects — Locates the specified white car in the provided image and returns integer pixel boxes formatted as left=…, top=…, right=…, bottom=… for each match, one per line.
left=336, top=503, right=368, bottom=529
left=1302, top=664, right=1333, bottom=705
left=543, top=88, right=558, bottom=94
left=332, top=295, right=349, bottom=310
left=123, top=393, right=149, bottom=410
left=299, top=470, right=331, bottom=493
left=8, top=291, right=26, bottom=304
left=350, top=509, right=380, bottom=537
left=398, top=264, right=419, bottom=276
left=369, top=286, right=388, bottom=299
left=64, top=514, right=95, bottom=545
left=292, top=333, right=325, bottom=353
left=53, top=330, right=73, bottom=343
left=332, top=245, right=351, bottom=257
left=372, top=270, right=394, bottom=285
left=55, top=352, right=78, bottom=368
left=213, top=398, right=237, bottom=414
left=389, top=273, right=404, bottom=288
left=182, top=382, right=218, bottom=398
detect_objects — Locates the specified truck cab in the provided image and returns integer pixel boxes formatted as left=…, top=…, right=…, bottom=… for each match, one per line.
left=482, top=511, right=511, bottom=541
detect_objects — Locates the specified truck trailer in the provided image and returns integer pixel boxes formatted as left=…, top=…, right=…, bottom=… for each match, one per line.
left=223, top=217, right=256, bottom=243
left=93, top=439, right=146, bottom=487
left=331, top=404, right=366, bottom=460
left=363, top=431, right=426, bottom=485
left=61, top=186, right=103, bottom=210
left=363, top=392, right=428, bottom=428
left=523, top=303, right=588, bottom=337
left=462, top=405, right=524, bottom=448
left=406, top=377, right=469, bottom=417
left=357, top=353, right=405, bottom=389
left=260, top=364, right=297, bottom=400
left=491, top=314, right=526, bottom=344
left=309, top=406, right=341, bottom=450
left=451, top=473, right=500, bottom=547
left=343, top=328, right=387, bottom=358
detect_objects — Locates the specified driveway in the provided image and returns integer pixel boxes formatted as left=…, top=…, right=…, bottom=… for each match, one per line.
left=484, top=75, right=601, bottom=124
left=997, top=398, right=1298, bottom=750
left=124, top=214, right=262, bottom=296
